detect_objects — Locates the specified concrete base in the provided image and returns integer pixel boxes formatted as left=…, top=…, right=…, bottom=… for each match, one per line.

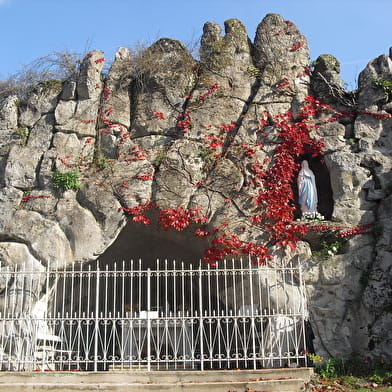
left=0, top=368, right=313, bottom=392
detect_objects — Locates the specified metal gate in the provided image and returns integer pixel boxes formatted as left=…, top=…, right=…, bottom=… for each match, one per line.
left=0, top=259, right=309, bottom=371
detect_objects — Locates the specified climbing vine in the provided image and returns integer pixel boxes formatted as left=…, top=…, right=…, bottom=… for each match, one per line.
left=118, top=85, right=376, bottom=264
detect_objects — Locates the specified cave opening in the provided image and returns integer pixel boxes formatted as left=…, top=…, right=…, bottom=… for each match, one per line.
left=92, top=211, right=211, bottom=315
left=98, top=210, right=206, bottom=268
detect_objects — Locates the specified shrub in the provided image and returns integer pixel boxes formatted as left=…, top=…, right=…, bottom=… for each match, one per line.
left=53, top=169, right=81, bottom=191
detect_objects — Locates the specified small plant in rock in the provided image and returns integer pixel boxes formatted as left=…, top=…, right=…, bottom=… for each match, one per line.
left=94, top=153, right=110, bottom=170
left=153, top=149, right=167, bottom=167
left=53, top=169, right=81, bottom=191
left=307, top=353, right=324, bottom=364
left=373, top=78, right=392, bottom=100
left=318, top=357, right=345, bottom=379
left=313, top=240, right=341, bottom=259
left=247, top=65, right=261, bottom=78
left=16, top=126, right=30, bottom=145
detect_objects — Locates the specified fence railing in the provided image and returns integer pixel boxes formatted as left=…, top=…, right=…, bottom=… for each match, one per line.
left=0, top=259, right=309, bottom=371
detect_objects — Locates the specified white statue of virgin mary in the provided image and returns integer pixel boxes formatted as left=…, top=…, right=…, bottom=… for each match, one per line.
left=297, top=160, right=318, bottom=216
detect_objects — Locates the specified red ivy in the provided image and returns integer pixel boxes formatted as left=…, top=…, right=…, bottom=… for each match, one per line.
left=290, top=42, right=304, bottom=52
left=153, top=111, right=165, bottom=120
left=21, top=194, right=51, bottom=203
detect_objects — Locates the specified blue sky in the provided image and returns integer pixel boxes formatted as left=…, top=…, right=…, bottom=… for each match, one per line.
left=0, top=0, right=391, bottom=89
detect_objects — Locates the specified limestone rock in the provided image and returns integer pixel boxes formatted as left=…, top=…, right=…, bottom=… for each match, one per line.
left=131, top=38, right=196, bottom=138
left=55, top=99, right=77, bottom=126
left=77, top=180, right=126, bottom=248
left=18, top=80, right=62, bottom=127
left=4, top=144, right=43, bottom=189
left=154, top=139, right=205, bottom=208
left=55, top=50, right=105, bottom=137
left=77, top=50, right=105, bottom=100
left=5, top=209, right=73, bottom=266
left=102, top=47, right=132, bottom=128
left=0, top=242, right=44, bottom=271
left=314, top=122, right=347, bottom=152
left=358, top=54, right=392, bottom=109
left=60, top=80, right=77, bottom=100
left=253, top=13, right=310, bottom=113
left=0, top=186, right=23, bottom=230
left=4, top=114, right=54, bottom=189
left=0, top=95, right=18, bottom=129
left=55, top=191, right=106, bottom=262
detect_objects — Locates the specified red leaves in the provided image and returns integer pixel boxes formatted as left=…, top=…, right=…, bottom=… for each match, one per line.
left=21, top=194, right=51, bottom=203
left=204, top=135, right=223, bottom=150
left=305, top=222, right=375, bottom=239
left=80, top=119, right=95, bottom=124
left=120, top=202, right=208, bottom=233
left=203, top=232, right=273, bottom=265
left=250, top=96, right=326, bottom=250
left=133, top=173, right=153, bottom=181
left=105, top=106, right=113, bottom=117
left=124, top=145, right=148, bottom=162
left=177, top=111, right=192, bottom=132
left=199, top=82, right=220, bottom=102
left=276, top=78, right=291, bottom=89
left=289, top=41, right=304, bottom=52
left=119, top=201, right=157, bottom=225
left=195, top=228, right=211, bottom=238
left=132, top=215, right=151, bottom=225
left=95, top=57, right=105, bottom=64
left=103, top=87, right=111, bottom=99
left=159, top=206, right=207, bottom=231
left=359, top=110, right=392, bottom=119
left=153, top=111, right=164, bottom=120
left=58, top=156, right=73, bottom=168
left=338, top=222, right=375, bottom=238
left=119, top=200, right=157, bottom=216
left=220, top=122, right=237, bottom=132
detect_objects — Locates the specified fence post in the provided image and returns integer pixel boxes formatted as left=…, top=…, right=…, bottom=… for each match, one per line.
left=94, top=265, right=100, bottom=372
left=147, top=268, right=151, bottom=371
left=298, top=263, right=308, bottom=367
left=249, top=258, right=257, bottom=370
left=198, top=264, right=204, bottom=371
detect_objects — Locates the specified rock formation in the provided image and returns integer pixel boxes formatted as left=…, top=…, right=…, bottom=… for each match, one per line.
left=0, top=13, right=391, bottom=362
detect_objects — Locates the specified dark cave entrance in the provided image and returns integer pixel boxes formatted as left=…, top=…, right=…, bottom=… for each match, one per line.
left=94, top=212, right=212, bottom=315
left=98, top=212, right=206, bottom=268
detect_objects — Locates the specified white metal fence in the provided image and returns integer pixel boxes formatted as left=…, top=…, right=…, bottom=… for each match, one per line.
left=0, top=259, right=309, bottom=371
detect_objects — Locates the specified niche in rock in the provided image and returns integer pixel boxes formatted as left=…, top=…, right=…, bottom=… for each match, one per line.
left=293, top=155, right=334, bottom=220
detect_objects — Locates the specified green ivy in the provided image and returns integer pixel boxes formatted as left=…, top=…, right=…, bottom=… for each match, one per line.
left=313, top=240, right=342, bottom=260
left=373, top=78, right=392, bottom=99
left=93, top=153, right=110, bottom=170
left=53, top=169, right=81, bottom=191
left=16, top=126, right=30, bottom=145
